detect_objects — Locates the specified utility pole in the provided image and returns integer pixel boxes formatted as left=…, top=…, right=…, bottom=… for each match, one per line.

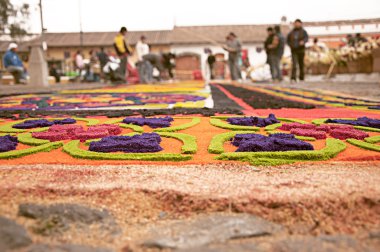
left=29, top=0, right=49, bottom=87
left=39, top=0, right=45, bottom=34
left=79, top=0, right=83, bottom=48
left=39, top=0, right=47, bottom=50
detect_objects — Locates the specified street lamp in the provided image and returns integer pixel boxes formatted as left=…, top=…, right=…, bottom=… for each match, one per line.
left=39, top=0, right=47, bottom=50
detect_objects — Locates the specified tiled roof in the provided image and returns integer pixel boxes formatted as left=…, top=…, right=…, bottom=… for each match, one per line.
left=171, top=25, right=289, bottom=44
left=28, top=25, right=289, bottom=47
left=0, top=41, right=29, bottom=52
left=303, top=18, right=380, bottom=27
left=30, top=30, right=172, bottom=47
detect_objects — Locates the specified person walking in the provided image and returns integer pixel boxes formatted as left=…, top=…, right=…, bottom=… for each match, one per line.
left=287, top=19, right=309, bottom=83
left=2, top=43, right=27, bottom=84
left=136, top=35, right=152, bottom=83
left=223, top=32, right=242, bottom=81
left=113, top=26, right=131, bottom=82
left=206, top=49, right=216, bottom=80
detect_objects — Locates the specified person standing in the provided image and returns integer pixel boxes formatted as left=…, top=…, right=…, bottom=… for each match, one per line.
left=97, top=47, right=109, bottom=79
left=161, top=52, right=176, bottom=79
left=136, top=35, right=152, bottom=83
left=275, top=25, right=285, bottom=81
left=49, top=64, right=60, bottom=83
left=74, top=50, right=84, bottom=81
left=3, top=43, right=26, bottom=84
left=223, top=32, right=242, bottom=80
left=355, top=33, right=368, bottom=44
left=346, top=34, right=355, bottom=47
left=206, top=49, right=216, bottom=80
left=287, top=19, right=309, bottom=83
left=264, top=27, right=279, bottom=81
left=113, top=26, right=131, bottom=82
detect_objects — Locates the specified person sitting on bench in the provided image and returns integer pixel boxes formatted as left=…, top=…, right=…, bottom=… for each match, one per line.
left=2, top=43, right=27, bottom=84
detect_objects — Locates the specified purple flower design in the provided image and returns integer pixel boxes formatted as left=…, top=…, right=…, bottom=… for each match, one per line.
left=122, top=117, right=174, bottom=128
left=227, top=114, right=279, bottom=127
left=13, top=118, right=76, bottom=129
left=52, top=118, right=76, bottom=125
left=326, top=117, right=380, bottom=129
left=0, top=135, right=18, bottom=152
left=231, top=134, right=267, bottom=146
left=89, top=133, right=163, bottom=153
left=232, top=133, right=314, bottom=152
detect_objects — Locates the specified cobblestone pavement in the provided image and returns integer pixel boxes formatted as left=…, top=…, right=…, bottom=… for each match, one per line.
left=1, top=80, right=379, bottom=101
left=247, top=81, right=380, bottom=101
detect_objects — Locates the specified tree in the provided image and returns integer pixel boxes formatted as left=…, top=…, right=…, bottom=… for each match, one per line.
left=0, top=0, right=30, bottom=40
left=0, top=0, right=14, bottom=32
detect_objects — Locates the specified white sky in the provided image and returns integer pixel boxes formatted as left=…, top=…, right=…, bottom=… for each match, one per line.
left=12, top=0, right=380, bottom=33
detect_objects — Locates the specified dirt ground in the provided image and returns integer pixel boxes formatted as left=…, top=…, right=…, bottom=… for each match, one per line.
left=1, top=162, right=379, bottom=251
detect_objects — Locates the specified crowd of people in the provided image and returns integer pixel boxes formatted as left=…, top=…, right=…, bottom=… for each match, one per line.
left=306, top=32, right=380, bottom=69
left=264, top=19, right=308, bottom=83
left=206, top=19, right=310, bottom=83
left=69, top=27, right=176, bottom=84
left=106, top=26, right=176, bottom=84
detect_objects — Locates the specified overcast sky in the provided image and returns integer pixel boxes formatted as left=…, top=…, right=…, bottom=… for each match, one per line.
left=12, top=0, right=380, bottom=33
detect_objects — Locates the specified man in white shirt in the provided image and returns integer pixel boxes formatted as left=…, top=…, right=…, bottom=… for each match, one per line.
left=136, top=36, right=152, bottom=83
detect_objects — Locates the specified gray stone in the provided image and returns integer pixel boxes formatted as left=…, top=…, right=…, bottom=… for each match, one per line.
left=271, top=235, right=372, bottom=252
left=176, top=243, right=264, bottom=252
left=18, top=203, right=119, bottom=236
left=27, top=243, right=114, bottom=252
left=31, top=215, right=70, bottom=236
left=0, top=216, right=32, bottom=251
left=178, top=235, right=376, bottom=252
left=158, top=211, right=168, bottom=219
left=142, top=213, right=283, bottom=249
left=18, top=203, right=112, bottom=224
left=369, top=230, right=380, bottom=239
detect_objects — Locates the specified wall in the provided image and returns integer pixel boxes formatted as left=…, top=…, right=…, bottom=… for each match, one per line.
left=170, top=42, right=281, bottom=80
left=305, top=24, right=380, bottom=36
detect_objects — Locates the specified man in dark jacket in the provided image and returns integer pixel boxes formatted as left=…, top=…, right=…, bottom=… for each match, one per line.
left=287, top=19, right=309, bottom=82
left=143, top=52, right=176, bottom=80
left=206, top=49, right=216, bottom=79
left=97, top=47, right=109, bottom=75
left=265, top=27, right=281, bottom=81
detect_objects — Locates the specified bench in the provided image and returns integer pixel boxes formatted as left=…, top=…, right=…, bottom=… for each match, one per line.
left=0, top=69, right=16, bottom=85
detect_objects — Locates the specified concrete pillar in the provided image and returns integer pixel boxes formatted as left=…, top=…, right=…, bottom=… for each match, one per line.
left=28, top=45, right=49, bottom=87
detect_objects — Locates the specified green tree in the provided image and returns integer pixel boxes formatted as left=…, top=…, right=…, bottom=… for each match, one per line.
left=0, top=1, right=30, bottom=40
left=0, top=0, right=14, bottom=32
